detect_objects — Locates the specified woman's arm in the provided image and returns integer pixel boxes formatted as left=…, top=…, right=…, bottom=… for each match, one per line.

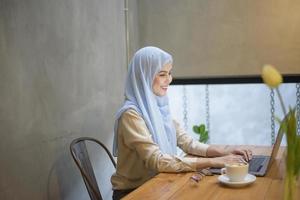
left=119, top=110, right=199, bottom=172
left=174, top=120, right=252, bottom=162
left=206, top=145, right=228, bottom=157
left=174, top=120, right=209, bottom=156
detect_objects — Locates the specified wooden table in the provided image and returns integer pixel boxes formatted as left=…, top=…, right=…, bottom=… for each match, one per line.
left=122, top=146, right=299, bottom=200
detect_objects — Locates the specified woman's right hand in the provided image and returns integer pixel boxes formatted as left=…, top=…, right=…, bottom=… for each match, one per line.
left=208, top=154, right=244, bottom=168
left=196, top=154, right=245, bottom=170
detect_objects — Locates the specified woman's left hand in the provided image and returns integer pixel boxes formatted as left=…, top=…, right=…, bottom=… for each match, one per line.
left=229, top=148, right=253, bottom=162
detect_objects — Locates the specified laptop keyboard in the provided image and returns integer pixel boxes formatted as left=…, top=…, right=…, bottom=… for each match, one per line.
left=249, top=157, right=265, bottom=172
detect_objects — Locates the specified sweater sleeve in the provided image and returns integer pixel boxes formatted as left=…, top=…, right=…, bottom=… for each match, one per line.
left=174, top=120, right=209, bottom=157
left=119, top=109, right=199, bottom=172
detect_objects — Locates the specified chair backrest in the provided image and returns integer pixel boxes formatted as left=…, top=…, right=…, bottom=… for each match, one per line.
left=70, top=137, right=116, bottom=200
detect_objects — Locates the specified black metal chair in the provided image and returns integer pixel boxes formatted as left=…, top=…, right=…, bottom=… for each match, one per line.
left=70, top=137, right=116, bottom=200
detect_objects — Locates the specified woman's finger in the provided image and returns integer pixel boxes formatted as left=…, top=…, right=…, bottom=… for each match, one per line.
left=245, top=149, right=253, bottom=161
left=240, top=149, right=252, bottom=162
left=243, top=150, right=250, bottom=162
left=248, top=150, right=253, bottom=160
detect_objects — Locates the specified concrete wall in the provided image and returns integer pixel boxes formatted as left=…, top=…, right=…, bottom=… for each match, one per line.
left=0, top=0, right=126, bottom=200
left=137, top=0, right=300, bottom=77
left=127, top=0, right=140, bottom=61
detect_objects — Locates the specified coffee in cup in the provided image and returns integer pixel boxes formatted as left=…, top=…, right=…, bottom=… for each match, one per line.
left=221, top=163, right=249, bottom=182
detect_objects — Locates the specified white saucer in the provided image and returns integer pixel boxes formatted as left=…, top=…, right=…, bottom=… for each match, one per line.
left=218, top=174, right=256, bottom=188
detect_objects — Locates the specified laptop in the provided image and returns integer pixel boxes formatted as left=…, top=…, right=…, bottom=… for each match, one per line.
left=209, top=125, right=285, bottom=177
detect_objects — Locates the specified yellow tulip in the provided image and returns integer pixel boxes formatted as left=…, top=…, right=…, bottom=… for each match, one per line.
left=262, top=65, right=283, bottom=88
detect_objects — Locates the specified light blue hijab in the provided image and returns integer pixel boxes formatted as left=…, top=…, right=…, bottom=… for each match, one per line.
left=113, top=46, right=177, bottom=156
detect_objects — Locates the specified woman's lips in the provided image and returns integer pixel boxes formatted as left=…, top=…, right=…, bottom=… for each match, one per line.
left=161, top=86, right=168, bottom=91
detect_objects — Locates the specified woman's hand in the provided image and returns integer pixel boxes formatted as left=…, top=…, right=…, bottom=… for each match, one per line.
left=228, top=148, right=253, bottom=162
left=196, top=154, right=245, bottom=170
left=208, top=154, right=245, bottom=168
left=204, top=146, right=253, bottom=169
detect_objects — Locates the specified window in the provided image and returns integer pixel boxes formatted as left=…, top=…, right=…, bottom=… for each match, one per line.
left=168, top=83, right=298, bottom=145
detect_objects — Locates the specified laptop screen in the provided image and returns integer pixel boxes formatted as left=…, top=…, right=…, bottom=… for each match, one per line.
left=267, top=123, right=285, bottom=170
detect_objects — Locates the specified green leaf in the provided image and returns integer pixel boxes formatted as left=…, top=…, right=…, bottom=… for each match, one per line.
left=286, top=110, right=296, bottom=142
left=199, top=124, right=206, bottom=133
left=200, top=136, right=207, bottom=143
left=284, top=109, right=298, bottom=176
left=193, top=125, right=200, bottom=133
left=193, top=123, right=209, bottom=143
left=200, top=131, right=209, bottom=143
left=294, top=136, right=300, bottom=176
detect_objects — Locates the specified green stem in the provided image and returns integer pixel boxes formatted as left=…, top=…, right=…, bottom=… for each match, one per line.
left=275, top=87, right=287, bottom=117
left=284, top=171, right=297, bottom=200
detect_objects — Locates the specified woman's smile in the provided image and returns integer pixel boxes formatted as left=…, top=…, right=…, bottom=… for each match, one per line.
left=152, top=62, right=173, bottom=96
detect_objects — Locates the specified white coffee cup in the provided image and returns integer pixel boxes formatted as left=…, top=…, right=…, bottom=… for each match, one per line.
left=221, top=163, right=249, bottom=182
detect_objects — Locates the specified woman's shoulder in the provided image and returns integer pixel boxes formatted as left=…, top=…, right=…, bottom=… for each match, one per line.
left=122, top=108, right=139, bottom=116
left=120, top=108, right=142, bottom=121
left=118, top=109, right=148, bottom=131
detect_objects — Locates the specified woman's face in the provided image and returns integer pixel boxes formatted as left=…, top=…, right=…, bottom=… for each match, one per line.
left=152, top=62, right=173, bottom=96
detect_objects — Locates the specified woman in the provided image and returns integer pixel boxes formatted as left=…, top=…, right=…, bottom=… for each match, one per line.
left=111, top=46, right=252, bottom=200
